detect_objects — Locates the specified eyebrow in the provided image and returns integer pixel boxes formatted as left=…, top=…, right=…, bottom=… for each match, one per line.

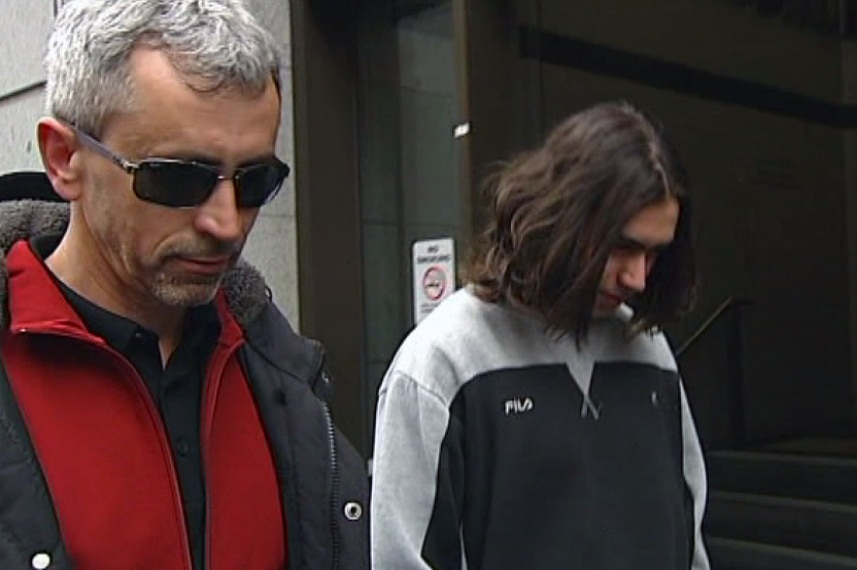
left=614, top=235, right=671, bottom=253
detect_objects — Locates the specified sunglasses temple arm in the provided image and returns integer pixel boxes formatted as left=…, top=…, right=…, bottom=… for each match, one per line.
left=74, top=128, right=138, bottom=175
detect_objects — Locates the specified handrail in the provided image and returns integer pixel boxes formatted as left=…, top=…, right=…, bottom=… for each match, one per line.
left=676, top=296, right=751, bottom=357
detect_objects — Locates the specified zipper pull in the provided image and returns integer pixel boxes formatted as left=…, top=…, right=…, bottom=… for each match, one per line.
left=313, top=369, right=334, bottom=403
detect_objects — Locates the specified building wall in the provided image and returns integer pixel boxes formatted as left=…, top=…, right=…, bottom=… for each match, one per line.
left=0, top=0, right=300, bottom=326
left=0, top=0, right=53, bottom=172
left=843, top=42, right=857, bottom=444
left=526, top=0, right=843, bottom=101
left=358, top=2, right=462, bottom=445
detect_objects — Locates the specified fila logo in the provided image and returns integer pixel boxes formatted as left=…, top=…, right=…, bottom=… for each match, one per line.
left=504, top=397, right=534, bottom=415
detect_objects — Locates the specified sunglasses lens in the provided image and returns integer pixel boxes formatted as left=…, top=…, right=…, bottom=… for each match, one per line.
left=133, top=161, right=218, bottom=207
left=235, top=161, right=290, bottom=207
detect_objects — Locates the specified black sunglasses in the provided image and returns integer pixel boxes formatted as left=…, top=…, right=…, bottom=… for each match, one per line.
left=71, top=125, right=290, bottom=208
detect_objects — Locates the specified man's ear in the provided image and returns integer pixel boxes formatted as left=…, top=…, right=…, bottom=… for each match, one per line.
left=37, top=118, right=84, bottom=202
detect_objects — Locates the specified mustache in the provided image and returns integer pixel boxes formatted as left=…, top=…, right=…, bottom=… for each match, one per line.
left=164, top=237, right=243, bottom=259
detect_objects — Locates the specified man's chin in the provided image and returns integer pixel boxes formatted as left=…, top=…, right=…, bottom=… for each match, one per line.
left=151, top=278, right=222, bottom=308
left=592, top=307, right=617, bottom=318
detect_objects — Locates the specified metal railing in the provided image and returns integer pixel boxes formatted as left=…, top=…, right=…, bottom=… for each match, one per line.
left=677, top=296, right=751, bottom=357
left=677, top=296, right=752, bottom=448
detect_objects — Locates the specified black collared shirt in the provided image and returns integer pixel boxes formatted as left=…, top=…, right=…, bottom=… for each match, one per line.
left=32, top=235, right=220, bottom=570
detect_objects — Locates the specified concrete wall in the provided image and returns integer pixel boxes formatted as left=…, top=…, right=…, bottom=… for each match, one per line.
left=0, top=0, right=54, bottom=172
left=0, top=0, right=299, bottom=326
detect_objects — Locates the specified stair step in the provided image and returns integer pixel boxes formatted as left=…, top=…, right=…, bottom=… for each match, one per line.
left=707, top=450, right=857, bottom=504
left=707, top=537, right=857, bottom=570
left=706, top=491, right=857, bottom=557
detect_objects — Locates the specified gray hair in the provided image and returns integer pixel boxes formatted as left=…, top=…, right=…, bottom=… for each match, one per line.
left=46, top=0, right=283, bottom=136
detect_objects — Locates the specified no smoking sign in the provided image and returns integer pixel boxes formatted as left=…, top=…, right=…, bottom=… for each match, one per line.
left=412, top=238, right=456, bottom=325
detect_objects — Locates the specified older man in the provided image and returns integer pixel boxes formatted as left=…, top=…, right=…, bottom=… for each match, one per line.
left=0, top=1, right=367, bottom=568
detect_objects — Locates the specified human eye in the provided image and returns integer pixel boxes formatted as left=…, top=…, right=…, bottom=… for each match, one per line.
left=613, top=237, right=644, bottom=254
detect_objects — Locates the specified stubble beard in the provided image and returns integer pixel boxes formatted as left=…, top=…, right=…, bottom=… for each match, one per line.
left=149, top=269, right=226, bottom=307
left=141, top=242, right=242, bottom=308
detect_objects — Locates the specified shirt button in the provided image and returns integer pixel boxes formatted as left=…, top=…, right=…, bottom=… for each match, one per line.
left=176, top=438, right=190, bottom=456
left=32, top=552, right=51, bottom=569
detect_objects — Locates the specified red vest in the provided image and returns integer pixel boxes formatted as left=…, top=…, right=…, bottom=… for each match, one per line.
left=1, top=240, right=286, bottom=570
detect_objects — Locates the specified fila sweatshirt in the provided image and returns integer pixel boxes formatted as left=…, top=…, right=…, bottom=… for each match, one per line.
left=371, top=287, right=709, bottom=570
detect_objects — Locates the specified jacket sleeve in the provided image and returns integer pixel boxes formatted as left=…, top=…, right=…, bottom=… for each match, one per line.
left=371, top=370, right=464, bottom=570
left=680, top=380, right=711, bottom=570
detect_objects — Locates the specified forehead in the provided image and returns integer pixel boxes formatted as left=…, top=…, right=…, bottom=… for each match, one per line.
left=105, top=47, right=280, bottom=160
left=621, top=197, right=680, bottom=246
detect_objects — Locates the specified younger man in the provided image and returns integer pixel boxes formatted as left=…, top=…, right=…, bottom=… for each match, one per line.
left=371, top=102, right=708, bottom=570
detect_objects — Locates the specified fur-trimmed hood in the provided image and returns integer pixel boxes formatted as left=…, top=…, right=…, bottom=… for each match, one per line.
left=0, top=200, right=272, bottom=331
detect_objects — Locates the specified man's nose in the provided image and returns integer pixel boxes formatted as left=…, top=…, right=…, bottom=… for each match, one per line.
left=195, top=179, right=244, bottom=242
left=619, top=252, right=647, bottom=293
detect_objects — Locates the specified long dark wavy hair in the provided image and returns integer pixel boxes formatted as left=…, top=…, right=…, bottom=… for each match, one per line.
left=465, top=101, right=697, bottom=340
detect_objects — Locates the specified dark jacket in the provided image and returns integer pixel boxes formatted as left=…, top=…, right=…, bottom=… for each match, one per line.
left=0, top=200, right=369, bottom=570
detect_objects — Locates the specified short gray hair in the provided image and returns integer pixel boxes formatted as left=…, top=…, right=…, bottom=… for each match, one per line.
left=46, top=0, right=283, bottom=136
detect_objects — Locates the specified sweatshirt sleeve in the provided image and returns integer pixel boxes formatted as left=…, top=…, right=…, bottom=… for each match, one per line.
left=680, top=380, right=711, bottom=570
left=371, top=370, right=465, bottom=570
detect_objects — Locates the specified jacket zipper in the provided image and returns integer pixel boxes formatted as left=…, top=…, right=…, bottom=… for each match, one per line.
left=13, top=327, right=194, bottom=570
left=320, top=389, right=341, bottom=570
left=308, top=352, right=341, bottom=570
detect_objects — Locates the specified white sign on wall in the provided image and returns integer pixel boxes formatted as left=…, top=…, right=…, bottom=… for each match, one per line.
left=412, top=237, right=456, bottom=325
